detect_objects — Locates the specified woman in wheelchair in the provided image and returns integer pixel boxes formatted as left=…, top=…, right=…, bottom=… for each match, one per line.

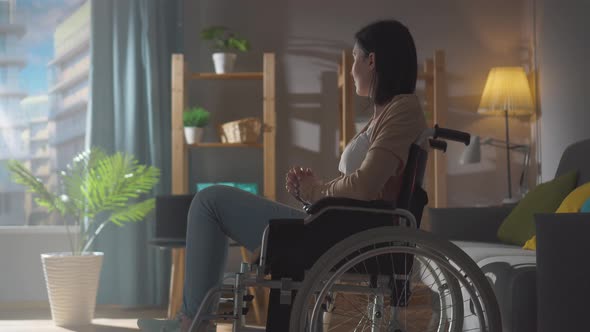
left=140, top=19, right=500, bottom=332
left=139, top=18, right=425, bottom=332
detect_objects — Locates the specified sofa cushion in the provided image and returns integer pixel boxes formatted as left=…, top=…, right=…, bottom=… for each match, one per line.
left=497, top=170, right=578, bottom=246
left=523, top=236, right=537, bottom=250
left=556, top=181, right=590, bottom=213
left=452, top=241, right=536, bottom=263
left=523, top=181, right=590, bottom=250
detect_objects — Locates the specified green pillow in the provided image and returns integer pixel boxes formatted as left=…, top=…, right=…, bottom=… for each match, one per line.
left=497, top=170, right=578, bottom=245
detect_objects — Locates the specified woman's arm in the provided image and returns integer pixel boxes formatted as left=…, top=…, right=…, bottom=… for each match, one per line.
left=299, top=148, right=402, bottom=202
left=298, top=95, right=426, bottom=203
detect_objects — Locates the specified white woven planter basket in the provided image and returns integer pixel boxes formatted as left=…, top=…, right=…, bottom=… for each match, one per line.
left=41, top=252, right=104, bottom=326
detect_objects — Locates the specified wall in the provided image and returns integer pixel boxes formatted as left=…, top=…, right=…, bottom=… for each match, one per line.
left=535, top=0, right=590, bottom=181
left=0, top=227, right=72, bottom=303
left=0, top=227, right=243, bottom=303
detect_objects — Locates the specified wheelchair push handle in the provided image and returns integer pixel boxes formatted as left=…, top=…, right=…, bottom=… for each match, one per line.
left=429, top=139, right=447, bottom=152
left=433, top=125, right=471, bottom=146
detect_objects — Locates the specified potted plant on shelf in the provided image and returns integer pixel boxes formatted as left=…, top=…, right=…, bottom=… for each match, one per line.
left=201, top=26, right=250, bottom=74
left=183, top=106, right=210, bottom=144
left=7, top=148, right=160, bottom=327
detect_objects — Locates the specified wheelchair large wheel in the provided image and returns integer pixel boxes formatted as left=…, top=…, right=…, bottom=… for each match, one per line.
left=289, top=227, right=501, bottom=332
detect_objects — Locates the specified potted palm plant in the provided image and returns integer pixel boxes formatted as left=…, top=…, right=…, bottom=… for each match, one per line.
left=201, top=26, right=250, bottom=74
left=183, top=106, right=210, bottom=144
left=7, top=147, right=160, bottom=326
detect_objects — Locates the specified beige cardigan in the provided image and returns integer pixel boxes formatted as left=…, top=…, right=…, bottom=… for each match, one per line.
left=305, top=94, right=427, bottom=203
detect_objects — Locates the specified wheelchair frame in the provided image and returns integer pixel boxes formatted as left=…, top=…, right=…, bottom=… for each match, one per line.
left=189, top=207, right=419, bottom=332
left=187, top=126, right=498, bottom=332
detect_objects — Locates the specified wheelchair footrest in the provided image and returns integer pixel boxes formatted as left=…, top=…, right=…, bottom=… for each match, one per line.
left=219, top=297, right=234, bottom=304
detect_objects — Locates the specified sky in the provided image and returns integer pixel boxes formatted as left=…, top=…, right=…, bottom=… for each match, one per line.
left=16, top=0, right=85, bottom=95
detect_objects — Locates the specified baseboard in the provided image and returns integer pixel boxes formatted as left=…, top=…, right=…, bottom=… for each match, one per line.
left=0, top=302, right=160, bottom=311
left=0, top=301, right=49, bottom=310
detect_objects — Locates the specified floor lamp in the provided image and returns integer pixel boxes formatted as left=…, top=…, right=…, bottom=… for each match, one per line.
left=473, top=67, right=534, bottom=201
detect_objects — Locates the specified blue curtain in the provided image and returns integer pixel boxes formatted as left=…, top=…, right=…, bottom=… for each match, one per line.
left=87, top=0, right=181, bottom=306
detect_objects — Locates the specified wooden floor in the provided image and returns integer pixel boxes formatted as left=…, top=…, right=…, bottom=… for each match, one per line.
left=0, top=305, right=166, bottom=332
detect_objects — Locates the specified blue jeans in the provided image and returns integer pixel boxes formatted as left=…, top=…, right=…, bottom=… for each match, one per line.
left=181, top=185, right=306, bottom=317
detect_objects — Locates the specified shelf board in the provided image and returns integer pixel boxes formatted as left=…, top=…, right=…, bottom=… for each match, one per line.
left=190, top=72, right=263, bottom=80
left=188, top=142, right=263, bottom=148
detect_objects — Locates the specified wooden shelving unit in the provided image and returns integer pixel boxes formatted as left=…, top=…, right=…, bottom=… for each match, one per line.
left=190, top=72, right=264, bottom=80
left=168, top=53, right=276, bottom=322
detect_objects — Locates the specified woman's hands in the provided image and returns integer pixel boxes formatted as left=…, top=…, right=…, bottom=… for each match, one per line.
left=285, top=166, right=316, bottom=204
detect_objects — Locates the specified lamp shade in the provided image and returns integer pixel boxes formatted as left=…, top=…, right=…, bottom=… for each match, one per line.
left=478, top=67, right=534, bottom=116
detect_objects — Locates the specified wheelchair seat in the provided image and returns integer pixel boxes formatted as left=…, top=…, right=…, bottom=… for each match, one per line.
left=303, top=196, right=395, bottom=215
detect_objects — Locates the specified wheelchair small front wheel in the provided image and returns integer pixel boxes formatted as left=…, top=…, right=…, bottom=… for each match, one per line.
left=289, top=227, right=501, bottom=332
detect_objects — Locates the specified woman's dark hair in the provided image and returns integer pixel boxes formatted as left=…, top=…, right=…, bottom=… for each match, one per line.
left=355, top=20, right=418, bottom=105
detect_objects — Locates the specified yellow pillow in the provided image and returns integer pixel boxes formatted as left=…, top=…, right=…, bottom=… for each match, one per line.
left=555, top=181, right=590, bottom=213
left=523, top=236, right=536, bottom=250
left=523, top=181, right=590, bottom=250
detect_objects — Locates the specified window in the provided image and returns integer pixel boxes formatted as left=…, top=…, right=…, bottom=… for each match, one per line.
left=0, top=2, right=9, bottom=24
left=0, top=35, right=6, bottom=53
left=0, top=0, right=90, bottom=226
left=0, top=68, right=6, bottom=84
left=0, top=193, right=11, bottom=216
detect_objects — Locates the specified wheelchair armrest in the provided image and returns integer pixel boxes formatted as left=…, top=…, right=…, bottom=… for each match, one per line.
left=305, top=197, right=395, bottom=215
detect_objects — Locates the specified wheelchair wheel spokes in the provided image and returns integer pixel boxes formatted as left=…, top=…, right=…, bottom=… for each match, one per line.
left=302, top=291, right=393, bottom=331
left=311, top=263, right=448, bottom=331
left=290, top=227, right=501, bottom=332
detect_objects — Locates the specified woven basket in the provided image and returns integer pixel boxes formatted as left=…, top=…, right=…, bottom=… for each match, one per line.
left=41, top=252, right=104, bottom=326
left=219, top=117, right=262, bottom=144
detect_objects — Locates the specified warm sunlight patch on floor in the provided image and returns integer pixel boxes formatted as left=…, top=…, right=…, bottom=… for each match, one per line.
left=0, top=305, right=165, bottom=332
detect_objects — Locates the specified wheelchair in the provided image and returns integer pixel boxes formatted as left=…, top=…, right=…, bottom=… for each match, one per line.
left=188, top=126, right=502, bottom=332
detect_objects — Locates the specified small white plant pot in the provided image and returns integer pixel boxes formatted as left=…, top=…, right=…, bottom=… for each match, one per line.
left=41, top=252, right=104, bottom=326
left=212, top=52, right=237, bottom=74
left=184, top=126, right=204, bottom=144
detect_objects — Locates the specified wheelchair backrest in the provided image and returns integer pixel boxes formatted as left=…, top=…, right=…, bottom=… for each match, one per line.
left=396, top=143, right=429, bottom=228
left=394, top=125, right=471, bottom=228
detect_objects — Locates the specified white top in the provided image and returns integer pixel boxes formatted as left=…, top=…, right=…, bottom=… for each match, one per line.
left=338, top=122, right=375, bottom=175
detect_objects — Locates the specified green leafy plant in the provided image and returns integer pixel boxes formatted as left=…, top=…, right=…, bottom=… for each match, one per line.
left=183, top=106, right=210, bottom=127
left=201, top=26, right=250, bottom=53
left=7, top=147, right=160, bottom=255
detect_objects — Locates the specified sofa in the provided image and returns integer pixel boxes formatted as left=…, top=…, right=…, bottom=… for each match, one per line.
left=428, top=138, right=590, bottom=332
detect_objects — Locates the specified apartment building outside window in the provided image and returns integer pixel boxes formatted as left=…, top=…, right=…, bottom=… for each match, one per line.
left=0, top=0, right=89, bottom=226
left=0, top=35, right=6, bottom=53
left=0, top=2, right=9, bottom=24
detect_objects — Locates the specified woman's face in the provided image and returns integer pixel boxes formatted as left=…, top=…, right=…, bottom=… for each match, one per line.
left=351, top=43, right=375, bottom=97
